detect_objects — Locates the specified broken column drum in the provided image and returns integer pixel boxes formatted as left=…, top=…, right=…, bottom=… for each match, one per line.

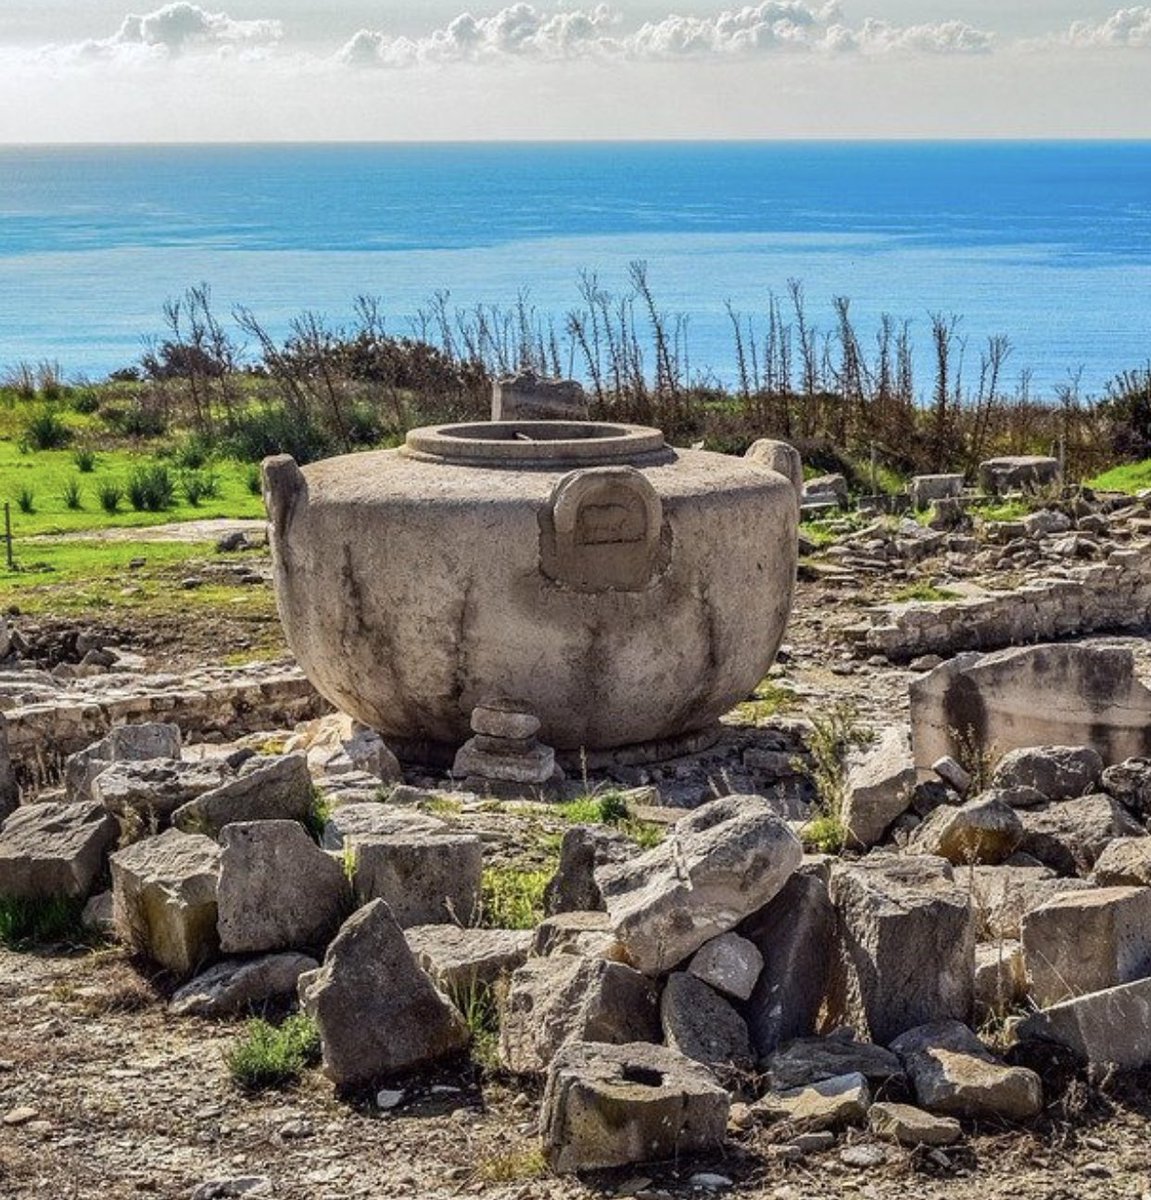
left=263, top=422, right=797, bottom=755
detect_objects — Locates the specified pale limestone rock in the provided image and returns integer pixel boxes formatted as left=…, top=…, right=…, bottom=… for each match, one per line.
left=842, top=727, right=916, bottom=849
left=908, top=793, right=1023, bottom=865
left=170, top=953, right=318, bottom=1017
left=764, top=1036, right=903, bottom=1091
left=974, top=940, right=1027, bottom=1018
left=991, top=745, right=1103, bottom=801
left=0, top=801, right=118, bottom=900
left=404, top=924, right=531, bottom=992
left=1016, top=977, right=1151, bottom=1069
left=1091, top=837, right=1151, bottom=886
left=966, top=864, right=1093, bottom=940
left=319, top=803, right=445, bottom=851
left=1016, top=794, right=1144, bottom=876
left=687, top=931, right=763, bottom=1002
left=172, top=754, right=313, bottom=838
left=753, top=1071, right=870, bottom=1131
left=350, top=832, right=482, bottom=928
left=541, top=1040, right=729, bottom=1174
left=869, top=1101, right=961, bottom=1146
left=91, top=759, right=233, bottom=829
left=65, top=722, right=182, bottom=803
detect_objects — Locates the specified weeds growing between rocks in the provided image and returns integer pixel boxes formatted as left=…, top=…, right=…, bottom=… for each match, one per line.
left=0, top=895, right=88, bottom=949
left=478, top=867, right=551, bottom=931
left=225, top=1013, right=321, bottom=1092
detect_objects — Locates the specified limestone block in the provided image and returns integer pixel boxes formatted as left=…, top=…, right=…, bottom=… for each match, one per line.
left=491, top=372, right=588, bottom=421
left=471, top=700, right=541, bottom=740
left=752, top=1072, right=870, bottom=1131
left=1091, top=837, right=1151, bottom=886
left=827, top=855, right=975, bottom=1045
left=977, top=455, right=1060, bottom=495
left=543, top=824, right=636, bottom=916
left=890, top=1020, right=1042, bottom=1121
left=739, top=872, right=834, bottom=1059
left=1016, top=794, right=1143, bottom=876
left=910, top=645, right=1151, bottom=775
left=530, top=911, right=623, bottom=960
left=967, top=865, right=1093, bottom=940
left=990, top=745, right=1103, bottom=801
left=300, top=899, right=469, bottom=1086
left=540, top=1041, right=730, bottom=1173
left=319, top=803, right=445, bottom=851
left=764, top=1035, right=903, bottom=1091
left=110, top=828, right=221, bottom=976
left=171, top=754, right=313, bottom=838
left=803, top=474, right=849, bottom=505
left=1022, top=509, right=1072, bottom=539
left=350, top=832, right=482, bottom=928
left=869, top=1102, right=961, bottom=1146
left=0, top=801, right=118, bottom=900
left=1016, top=977, right=1151, bottom=1069
left=974, top=940, right=1027, bottom=1018
left=65, top=721, right=182, bottom=802
left=91, top=759, right=234, bottom=829
left=404, top=924, right=531, bottom=992
left=1100, top=757, right=1151, bottom=819
left=597, top=794, right=802, bottom=975
left=908, top=794, right=1023, bottom=865
left=217, top=821, right=350, bottom=955
left=908, top=474, right=963, bottom=511
left=660, top=972, right=752, bottom=1071
left=687, top=932, right=763, bottom=1002
left=1021, top=885, right=1151, bottom=1007
left=170, top=953, right=318, bottom=1017
left=499, top=955, right=659, bottom=1075
left=842, top=727, right=916, bottom=849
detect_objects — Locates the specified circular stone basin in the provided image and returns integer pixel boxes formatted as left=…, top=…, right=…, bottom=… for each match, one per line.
left=263, top=422, right=798, bottom=756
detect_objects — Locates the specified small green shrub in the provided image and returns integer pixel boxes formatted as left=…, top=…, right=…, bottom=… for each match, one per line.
left=182, top=471, right=220, bottom=507
left=225, top=1013, right=321, bottom=1091
left=479, top=866, right=551, bottom=930
left=21, top=408, right=73, bottom=451
left=245, top=463, right=262, bottom=496
left=127, top=464, right=175, bottom=512
left=802, top=813, right=847, bottom=855
left=61, top=477, right=83, bottom=510
left=104, top=403, right=167, bottom=439
left=173, top=434, right=213, bottom=470
left=70, top=389, right=101, bottom=415
left=73, top=447, right=97, bottom=472
left=449, top=979, right=499, bottom=1070
left=98, top=482, right=123, bottom=514
left=16, top=486, right=35, bottom=514
left=0, top=895, right=87, bottom=949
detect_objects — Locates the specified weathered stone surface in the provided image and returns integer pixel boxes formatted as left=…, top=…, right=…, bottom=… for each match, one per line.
left=990, top=746, right=1103, bottom=801
left=470, top=700, right=542, bottom=741
left=687, top=932, right=763, bottom=1002
left=1022, top=508, right=1072, bottom=539
left=491, top=372, right=588, bottom=422
left=908, top=794, right=1023, bottom=865
left=295, top=713, right=402, bottom=783
left=977, top=455, right=1060, bottom=495
left=842, top=727, right=916, bottom=849
left=544, top=824, right=636, bottom=916
left=753, top=1072, right=870, bottom=1131
left=0, top=801, right=118, bottom=900
left=974, top=940, right=1026, bottom=1018
left=110, top=829, right=221, bottom=976
left=541, top=1040, right=730, bottom=1173
left=1016, top=794, right=1143, bottom=876
left=1100, top=757, right=1151, bottom=819
left=404, top=924, right=531, bottom=991
left=65, top=722, right=182, bottom=803
left=909, top=474, right=964, bottom=511
left=1092, top=837, right=1151, bottom=886
left=597, top=794, right=802, bottom=975
left=932, top=756, right=971, bottom=797
left=452, top=737, right=556, bottom=784
left=81, top=889, right=115, bottom=936
left=660, top=972, right=752, bottom=1071
left=745, top=439, right=803, bottom=495
left=300, top=899, right=469, bottom=1085
left=1016, top=977, right=1151, bottom=1069
left=531, top=910, right=623, bottom=960
left=890, top=1020, right=1042, bottom=1121
left=740, top=872, right=835, bottom=1059
left=1021, top=885, right=1151, bottom=1007
left=967, top=864, right=1093, bottom=940
left=911, top=645, right=1151, bottom=775
left=804, top=474, right=849, bottom=505
left=171, top=754, right=313, bottom=838
left=264, top=433, right=798, bottom=754
left=869, top=1101, right=961, bottom=1146
left=91, top=759, right=233, bottom=828
left=499, top=955, right=660, bottom=1075
left=350, top=832, right=482, bottom=928
left=827, top=855, right=975, bottom=1045
left=319, top=803, right=444, bottom=851
left=0, top=714, right=16, bottom=820
left=217, top=821, right=349, bottom=955
left=764, top=1035, right=903, bottom=1091
left=170, top=953, right=318, bottom=1017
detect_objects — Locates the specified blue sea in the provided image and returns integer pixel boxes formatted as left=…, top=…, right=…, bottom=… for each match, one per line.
left=1, top=141, right=1150, bottom=397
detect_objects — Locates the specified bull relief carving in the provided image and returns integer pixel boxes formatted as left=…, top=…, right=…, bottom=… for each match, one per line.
left=540, top=466, right=664, bottom=592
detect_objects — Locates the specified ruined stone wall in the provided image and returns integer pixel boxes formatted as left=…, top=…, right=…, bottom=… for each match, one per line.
left=851, top=548, right=1151, bottom=662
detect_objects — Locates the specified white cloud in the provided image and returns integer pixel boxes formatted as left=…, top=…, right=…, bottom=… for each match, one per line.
left=337, top=3, right=993, bottom=68
left=45, top=2, right=282, bottom=63
left=1064, top=6, right=1151, bottom=47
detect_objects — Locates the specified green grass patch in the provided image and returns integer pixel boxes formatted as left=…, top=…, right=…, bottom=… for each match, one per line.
left=225, top=1013, right=321, bottom=1092
left=552, top=789, right=665, bottom=849
left=476, top=1147, right=549, bottom=1184
left=479, top=866, right=552, bottom=930
left=0, top=894, right=88, bottom=949
left=731, top=677, right=798, bottom=725
left=0, top=440, right=264, bottom=537
left=448, top=979, right=500, bottom=1071
left=418, top=794, right=463, bottom=818
left=801, top=813, right=848, bottom=855
left=799, top=519, right=839, bottom=549
left=1087, top=458, right=1151, bottom=495
left=893, top=583, right=963, bottom=603
left=977, top=498, right=1030, bottom=523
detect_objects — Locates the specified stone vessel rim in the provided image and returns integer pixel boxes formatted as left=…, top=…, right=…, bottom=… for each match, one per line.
left=402, top=420, right=666, bottom=466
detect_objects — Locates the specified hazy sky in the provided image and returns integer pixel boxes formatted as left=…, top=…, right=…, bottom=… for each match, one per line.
left=1, top=1, right=1149, bottom=140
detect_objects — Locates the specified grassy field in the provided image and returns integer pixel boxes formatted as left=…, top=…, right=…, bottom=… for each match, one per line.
left=1088, top=459, right=1151, bottom=494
